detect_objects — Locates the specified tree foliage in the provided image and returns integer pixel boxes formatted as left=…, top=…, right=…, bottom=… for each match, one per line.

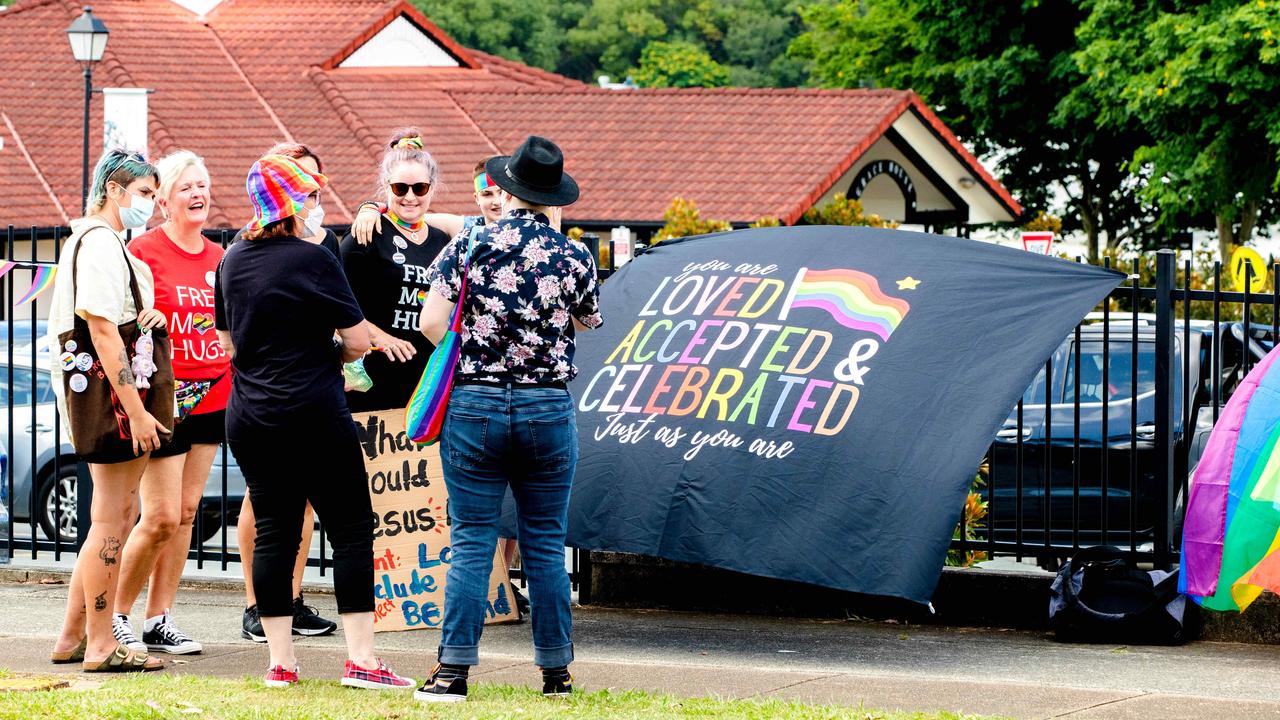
left=632, top=41, right=730, bottom=88
left=411, top=0, right=809, bottom=87
left=652, top=197, right=732, bottom=242
left=791, top=0, right=1154, bottom=259
left=1073, top=0, right=1280, bottom=258
left=801, top=193, right=897, bottom=228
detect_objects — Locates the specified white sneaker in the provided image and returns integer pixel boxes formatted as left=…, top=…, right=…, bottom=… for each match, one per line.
left=142, top=611, right=203, bottom=655
left=111, top=613, right=147, bottom=653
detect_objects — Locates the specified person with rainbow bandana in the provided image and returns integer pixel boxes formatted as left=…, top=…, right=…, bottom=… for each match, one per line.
left=339, top=129, right=450, bottom=413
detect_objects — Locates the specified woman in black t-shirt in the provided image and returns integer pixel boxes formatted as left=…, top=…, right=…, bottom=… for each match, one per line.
left=340, top=129, right=450, bottom=413
left=217, top=153, right=412, bottom=690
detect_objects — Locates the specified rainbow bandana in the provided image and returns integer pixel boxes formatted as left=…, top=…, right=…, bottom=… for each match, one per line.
left=474, top=172, right=496, bottom=193
left=246, top=154, right=328, bottom=229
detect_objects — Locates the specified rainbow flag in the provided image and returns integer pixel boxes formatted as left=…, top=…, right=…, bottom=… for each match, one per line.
left=780, top=268, right=910, bottom=340
left=0, top=261, right=17, bottom=280
left=15, top=265, right=56, bottom=305
left=1182, top=345, right=1280, bottom=612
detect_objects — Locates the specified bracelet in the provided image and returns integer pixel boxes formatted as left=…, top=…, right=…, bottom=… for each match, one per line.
left=357, top=201, right=385, bottom=214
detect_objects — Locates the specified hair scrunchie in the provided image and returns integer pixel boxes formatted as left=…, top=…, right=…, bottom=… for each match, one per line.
left=394, top=136, right=425, bottom=151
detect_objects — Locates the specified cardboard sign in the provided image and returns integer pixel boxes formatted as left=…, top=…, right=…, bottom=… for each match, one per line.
left=353, top=409, right=518, bottom=632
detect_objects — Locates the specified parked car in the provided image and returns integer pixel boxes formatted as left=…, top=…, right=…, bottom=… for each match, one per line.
left=0, top=320, right=48, bottom=351
left=1, top=358, right=245, bottom=545
left=986, top=320, right=1271, bottom=552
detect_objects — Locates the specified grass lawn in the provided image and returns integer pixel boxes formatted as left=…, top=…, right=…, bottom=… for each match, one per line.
left=0, top=672, right=1004, bottom=720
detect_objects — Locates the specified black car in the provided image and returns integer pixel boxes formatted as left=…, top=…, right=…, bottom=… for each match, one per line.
left=986, top=319, right=1272, bottom=552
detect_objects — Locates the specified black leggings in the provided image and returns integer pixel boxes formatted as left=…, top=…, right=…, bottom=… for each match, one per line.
left=229, top=414, right=375, bottom=617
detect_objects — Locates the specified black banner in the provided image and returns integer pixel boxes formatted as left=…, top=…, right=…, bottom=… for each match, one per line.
left=564, top=226, right=1123, bottom=603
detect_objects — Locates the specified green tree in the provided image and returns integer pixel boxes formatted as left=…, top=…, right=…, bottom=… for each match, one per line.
left=409, top=0, right=587, bottom=71
left=791, top=0, right=1155, bottom=260
left=802, top=193, right=897, bottom=227
left=632, top=40, right=730, bottom=87
left=1073, top=0, right=1280, bottom=259
left=413, top=0, right=809, bottom=87
left=652, top=197, right=732, bottom=242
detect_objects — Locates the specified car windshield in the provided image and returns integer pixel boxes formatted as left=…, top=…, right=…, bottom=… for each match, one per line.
left=1016, top=340, right=1163, bottom=406
left=0, top=365, right=54, bottom=407
left=1062, top=343, right=1156, bottom=403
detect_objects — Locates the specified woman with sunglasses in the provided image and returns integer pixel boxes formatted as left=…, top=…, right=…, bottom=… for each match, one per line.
left=339, top=129, right=449, bottom=413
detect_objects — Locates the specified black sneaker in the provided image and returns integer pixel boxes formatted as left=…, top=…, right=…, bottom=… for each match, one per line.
left=242, top=605, right=267, bottom=643
left=542, top=667, right=573, bottom=698
left=414, top=664, right=468, bottom=703
left=291, top=595, right=337, bottom=637
left=143, top=611, right=203, bottom=655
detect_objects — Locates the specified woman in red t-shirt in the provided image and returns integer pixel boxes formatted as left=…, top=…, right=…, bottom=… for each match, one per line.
left=113, top=150, right=228, bottom=655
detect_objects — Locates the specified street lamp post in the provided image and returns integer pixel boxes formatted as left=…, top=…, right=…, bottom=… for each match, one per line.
left=65, top=6, right=109, bottom=213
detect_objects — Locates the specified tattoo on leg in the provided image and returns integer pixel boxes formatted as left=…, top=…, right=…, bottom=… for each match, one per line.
left=116, top=348, right=135, bottom=386
left=94, top=592, right=106, bottom=611
left=100, top=536, right=120, bottom=566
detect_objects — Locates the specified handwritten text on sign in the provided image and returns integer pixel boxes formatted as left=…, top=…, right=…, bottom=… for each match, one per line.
left=354, top=410, right=517, bottom=632
left=575, top=260, right=915, bottom=461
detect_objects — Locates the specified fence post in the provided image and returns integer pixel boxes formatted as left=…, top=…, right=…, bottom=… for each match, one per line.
left=1154, top=249, right=1176, bottom=570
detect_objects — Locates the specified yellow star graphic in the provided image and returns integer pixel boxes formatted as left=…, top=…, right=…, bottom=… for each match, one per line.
left=896, top=276, right=921, bottom=290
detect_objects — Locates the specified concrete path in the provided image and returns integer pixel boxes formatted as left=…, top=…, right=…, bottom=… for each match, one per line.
left=0, top=578, right=1277, bottom=719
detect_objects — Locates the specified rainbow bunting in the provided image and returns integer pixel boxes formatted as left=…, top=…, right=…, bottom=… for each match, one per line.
left=14, top=265, right=57, bottom=305
left=780, top=268, right=911, bottom=340
left=1181, top=344, right=1280, bottom=612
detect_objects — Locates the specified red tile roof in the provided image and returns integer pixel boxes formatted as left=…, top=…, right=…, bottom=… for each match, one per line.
left=0, top=0, right=1020, bottom=231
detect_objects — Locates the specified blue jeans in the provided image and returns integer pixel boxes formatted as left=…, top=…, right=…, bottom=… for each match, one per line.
left=438, top=384, right=577, bottom=668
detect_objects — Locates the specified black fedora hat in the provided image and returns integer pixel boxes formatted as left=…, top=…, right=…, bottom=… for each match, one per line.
left=486, top=135, right=579, bottom=207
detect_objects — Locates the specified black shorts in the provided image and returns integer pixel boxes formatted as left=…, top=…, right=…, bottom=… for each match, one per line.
left=153, top=409, right=226, bottom=458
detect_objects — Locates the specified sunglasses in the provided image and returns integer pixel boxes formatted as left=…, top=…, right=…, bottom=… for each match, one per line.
left=390, top=182, right=431, bottom=197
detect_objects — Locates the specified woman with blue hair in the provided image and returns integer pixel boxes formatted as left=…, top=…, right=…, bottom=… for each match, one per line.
left=48, top=148, right=171, bottom=672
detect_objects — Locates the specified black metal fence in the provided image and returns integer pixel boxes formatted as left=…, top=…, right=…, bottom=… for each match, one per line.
left=4, top=227, right=1276, bottom=587
left=0, top=224, right=591, bottom=601
left=953, top=249, right=1278, bottom=570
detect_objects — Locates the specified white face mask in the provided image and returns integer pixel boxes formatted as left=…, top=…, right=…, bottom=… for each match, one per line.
left=304, top=203, right=325, bottom=238
left=117, top=191, right=155, bottom=229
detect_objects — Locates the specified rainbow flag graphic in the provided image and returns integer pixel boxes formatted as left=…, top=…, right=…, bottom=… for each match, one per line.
left=15, top=265, right=56, bottom=305
left=780, top=268, right=910, bottom=340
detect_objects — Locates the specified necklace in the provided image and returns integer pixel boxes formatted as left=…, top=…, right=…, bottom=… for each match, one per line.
left=387, top=209, right=424, bottom=244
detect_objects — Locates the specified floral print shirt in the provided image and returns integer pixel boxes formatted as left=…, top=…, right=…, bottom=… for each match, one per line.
left=427, top=208, right=603, bottom=384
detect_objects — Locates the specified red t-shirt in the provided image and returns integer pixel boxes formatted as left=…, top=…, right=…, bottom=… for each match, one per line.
left=130, top=226, right=231, bottom=414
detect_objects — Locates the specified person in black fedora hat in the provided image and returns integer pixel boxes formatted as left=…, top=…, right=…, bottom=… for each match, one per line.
left=416, top=135, right=602, bottom=703
left=484, top=135, right=580, bottom=207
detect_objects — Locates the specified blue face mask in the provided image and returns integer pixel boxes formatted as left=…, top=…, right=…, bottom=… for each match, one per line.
left=116, top=191, right=155, bottom=229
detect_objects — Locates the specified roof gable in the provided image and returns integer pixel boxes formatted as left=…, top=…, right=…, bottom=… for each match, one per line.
left=337, top=15, right=460, bottom=68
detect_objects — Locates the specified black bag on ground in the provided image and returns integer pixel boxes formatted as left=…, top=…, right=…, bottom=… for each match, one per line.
left=1048, top=545, right=1200, bottom=645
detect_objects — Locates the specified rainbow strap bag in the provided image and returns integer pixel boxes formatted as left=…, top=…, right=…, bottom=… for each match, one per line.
left=405, top=227, right=479, bottom=445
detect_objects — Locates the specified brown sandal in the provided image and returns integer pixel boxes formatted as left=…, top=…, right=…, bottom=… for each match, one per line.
left=82, top=644, right=163, bottom=672
left=50, top=637, right=87, bottom=664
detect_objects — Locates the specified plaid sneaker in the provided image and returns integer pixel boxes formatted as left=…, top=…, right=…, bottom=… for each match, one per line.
left=542, top=666, right=573, bottom=698
left=340, top=658, right=414, bottom=690
left=414, top=663, right=468, bottom=703
left=112, top=613, right=147, bottom=654
left=264, top=664, right=299, bottom=688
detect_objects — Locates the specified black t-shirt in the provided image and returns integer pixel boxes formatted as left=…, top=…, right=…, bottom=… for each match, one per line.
left=215, top=235, right=364, bottom=431
left=340, top=220, right=450, bottom=412
left=232, top=226, right=339, bottom=259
